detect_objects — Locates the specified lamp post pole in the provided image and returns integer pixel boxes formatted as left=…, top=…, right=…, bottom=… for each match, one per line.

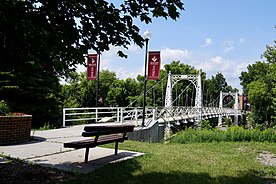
left=95, top=52, right=100, bottom=107
left=142, top=30, right=151, bottom=127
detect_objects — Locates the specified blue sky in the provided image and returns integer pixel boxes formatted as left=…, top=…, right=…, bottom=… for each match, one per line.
left=81, top=0, right=276, bottom=92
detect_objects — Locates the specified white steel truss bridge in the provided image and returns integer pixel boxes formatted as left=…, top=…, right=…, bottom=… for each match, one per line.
left=63, top=71, right=242, bottom=128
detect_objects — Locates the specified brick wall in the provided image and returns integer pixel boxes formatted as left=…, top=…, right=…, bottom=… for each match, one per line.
left=0, top=115, right=32, bottom=145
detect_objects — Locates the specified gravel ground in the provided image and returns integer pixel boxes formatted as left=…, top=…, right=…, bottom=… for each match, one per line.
left=257, top=151, right=276, bottom=167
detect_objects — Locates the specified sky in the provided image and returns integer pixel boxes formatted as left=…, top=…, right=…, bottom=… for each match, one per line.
left=79, top=0, right=276, bottom=92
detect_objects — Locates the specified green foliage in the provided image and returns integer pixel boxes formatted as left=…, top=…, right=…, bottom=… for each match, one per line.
left=200, top=119, right=212, bottom=130
left=169, top=126, right=276, bottom=144
left=1, top=0, right=184, bottom=76
left=33, top=122, right=55, bottom=131
left=1, top=0, right=184, bottom=129
left=0, top=100, right=10, bottom=115
left=223, top=116, right=233, bottom=126
left=164, top=61, right=198, bottom=75
left=204, top=72, right=236, bottom=107
left=240, top=38, right=276, bottom=126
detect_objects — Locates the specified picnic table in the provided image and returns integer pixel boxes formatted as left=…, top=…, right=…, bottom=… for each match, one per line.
left=64, top=124, right=135, bottom=163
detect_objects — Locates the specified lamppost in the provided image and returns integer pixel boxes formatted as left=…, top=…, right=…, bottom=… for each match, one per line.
left=95, top=52, right=101, bottom=107
left=142, top=29, right=151, bottom=127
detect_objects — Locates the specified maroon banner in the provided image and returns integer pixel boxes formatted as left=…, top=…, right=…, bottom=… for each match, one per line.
left=148, top=51, right=161, bottom=80
left=87, top=54, right=98, bottom=80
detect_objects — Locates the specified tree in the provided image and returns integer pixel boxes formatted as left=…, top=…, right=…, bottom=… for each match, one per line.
left=1, top=0, right=184, bottom=75
left=62, top=70, right=118, bottom=108
left=98, top=70, right=118, bottom=106
left=240, top=62, right=269, bottom=94
left=203, top=72, right=235, bottom=107
left=240, top=41, right=276, bottom=126
left=0, top=0, right=184, bottom=127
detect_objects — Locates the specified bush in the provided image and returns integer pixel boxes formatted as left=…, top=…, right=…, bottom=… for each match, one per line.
left=169, top=126, right=276, bottom=143
left=0, top=100, right=10, bottom=116
left=200, top=119, right=212, bottom=130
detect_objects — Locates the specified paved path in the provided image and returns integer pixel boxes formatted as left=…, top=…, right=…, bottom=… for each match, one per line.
left=0, top=124, right=144, bottom=173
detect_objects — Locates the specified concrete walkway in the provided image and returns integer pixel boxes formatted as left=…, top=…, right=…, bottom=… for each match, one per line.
left=0, top=124, right=144, bottom=173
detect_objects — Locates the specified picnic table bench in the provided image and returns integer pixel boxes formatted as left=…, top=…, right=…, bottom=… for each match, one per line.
left=64, top=124, right=135, bottom=163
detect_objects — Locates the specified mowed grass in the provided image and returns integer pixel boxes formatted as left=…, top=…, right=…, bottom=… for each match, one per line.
left=66, top=141, right=276, bottom=184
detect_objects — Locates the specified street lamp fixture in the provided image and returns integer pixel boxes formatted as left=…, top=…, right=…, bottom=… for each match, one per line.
left=144, top=29, right=151, bottom=40
left=142, top=29, right=151, bottom=127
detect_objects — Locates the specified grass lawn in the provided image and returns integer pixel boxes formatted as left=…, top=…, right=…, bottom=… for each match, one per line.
left=65, top=141, right=276, bottom=184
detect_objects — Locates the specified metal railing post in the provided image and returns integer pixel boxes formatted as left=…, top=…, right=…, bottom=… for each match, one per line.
left=96, top=108, right=98, bottom=123
left=117, top=108, right=120, bottom=122
left=62, top=108, right=66, bottom=127
left=120, top=108, right=123, bottom=124
left=135, top=108, right=138, bottom=126
left=152, top=108, right=156, bottom=122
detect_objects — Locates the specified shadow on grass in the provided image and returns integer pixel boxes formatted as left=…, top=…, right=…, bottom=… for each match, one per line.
left=68, top=159, right=276, bottom=184
left=127, top=170, right=274, bottom=184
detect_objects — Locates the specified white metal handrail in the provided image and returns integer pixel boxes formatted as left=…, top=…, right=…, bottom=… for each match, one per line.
left=62, top=106, right=242, bottom=127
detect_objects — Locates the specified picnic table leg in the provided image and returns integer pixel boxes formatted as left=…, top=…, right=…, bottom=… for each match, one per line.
left=85, top=147, right=90, bottom=163
left=115, top=142, right=118, bottom=155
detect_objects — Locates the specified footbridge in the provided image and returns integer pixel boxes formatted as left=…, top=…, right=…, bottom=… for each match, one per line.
left=63, top=71, right=242, bottom=142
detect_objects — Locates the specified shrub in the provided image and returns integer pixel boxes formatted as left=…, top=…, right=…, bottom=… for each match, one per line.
left=169, top=126, right=276, bottom=143
left=200, top=119, right=212, bottom=130
left=0, top=100, right=10, bottom=116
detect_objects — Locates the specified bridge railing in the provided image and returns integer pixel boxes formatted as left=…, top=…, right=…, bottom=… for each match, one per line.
left=155, top=106, right=241, bottom=123
left=63, top=107, right=119, bottom=127
left=62, top=107, right=157, bottom=127
left=63, top=106, right=243, bottom=127
left=201, top=107, right=241, bottom=119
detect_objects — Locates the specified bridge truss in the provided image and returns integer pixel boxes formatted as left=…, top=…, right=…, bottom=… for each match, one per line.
left=165, top=71, right=203, bottom=125
left=63, top=71, right=242, bottom=134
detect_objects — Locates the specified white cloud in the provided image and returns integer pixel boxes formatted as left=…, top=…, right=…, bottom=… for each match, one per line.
left=198, top=56, right=227, bottom=73
left=197, top=56, right=253, bottom=92
left=127, top=44, right=140, bottom=53
left=115, top=67, right=140, bottom=79
left=223, top=41, right=234, bottom=53
left=239, top=38, right=245, bottom=44
left=201, top=37, right=213, bottom=47
left=210, top=56, right=223, bottom=64
left=76, top=64, right=86, bottom=73
left=161, top=48, right=192, bottom=66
